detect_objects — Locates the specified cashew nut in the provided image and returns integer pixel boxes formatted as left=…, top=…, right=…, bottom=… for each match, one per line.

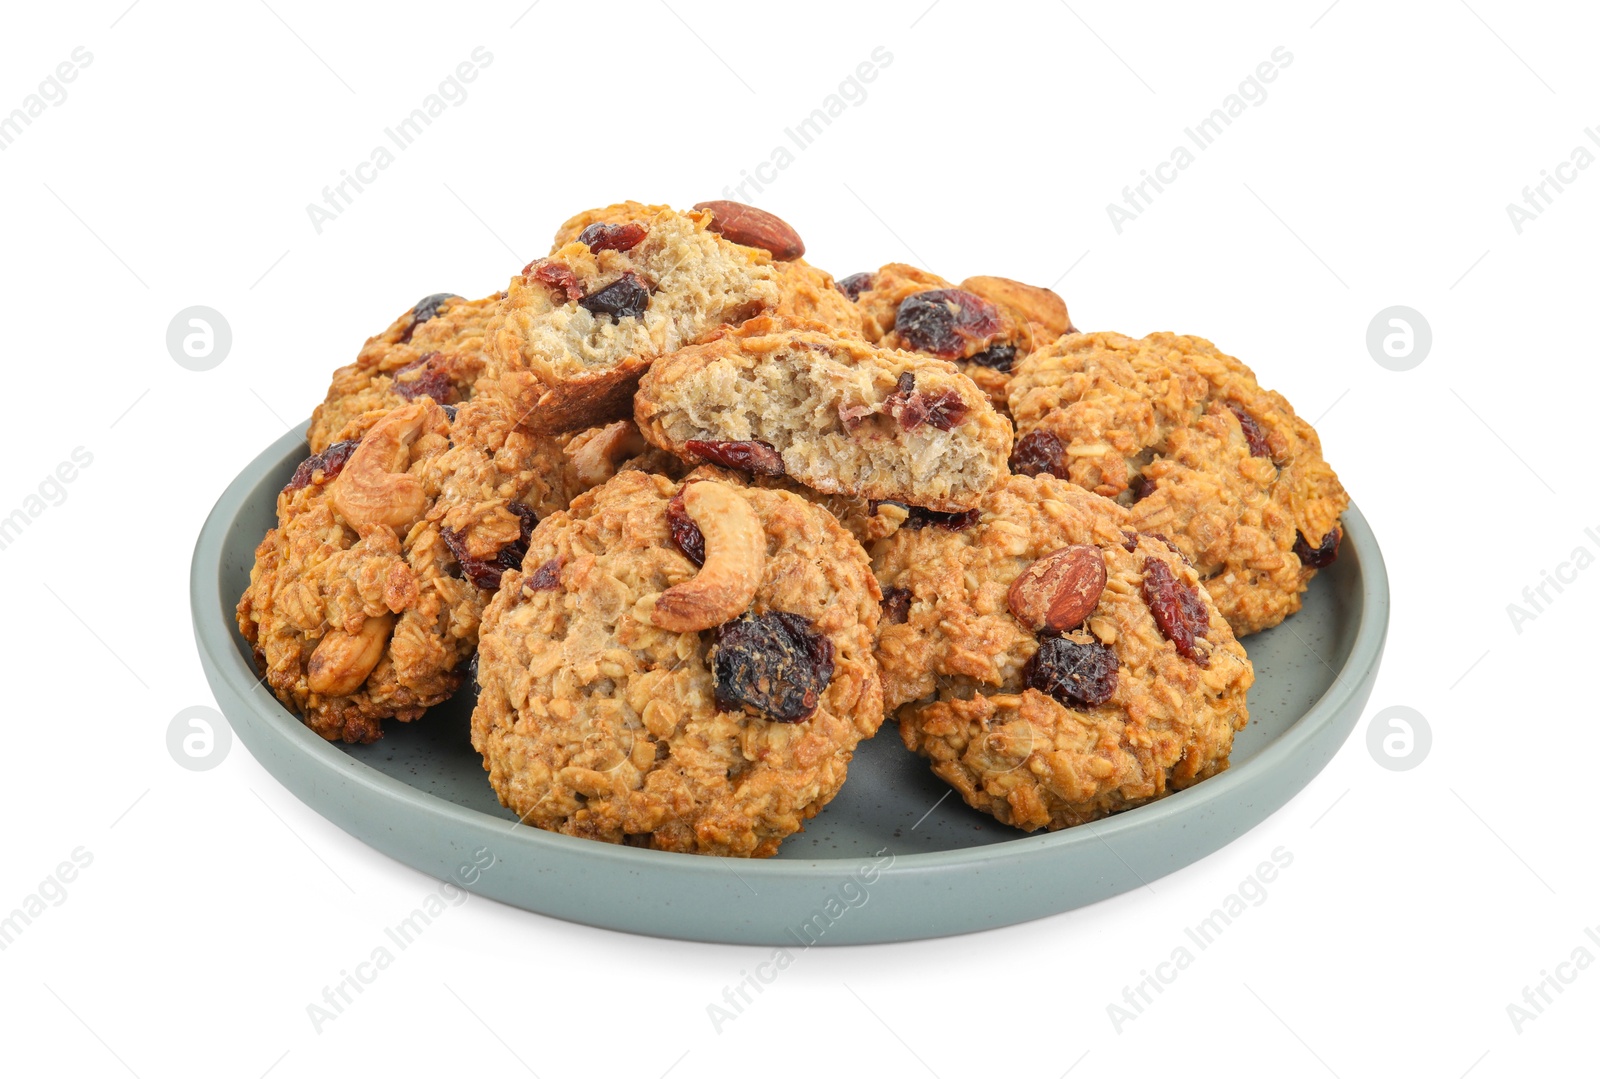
left=307, top=613, right=395, bottom=697
left=331, top=401, right=445, bottom=531
left=652, top=481, right=766, bottom=633
left=565, top=419, right=646, bottom=491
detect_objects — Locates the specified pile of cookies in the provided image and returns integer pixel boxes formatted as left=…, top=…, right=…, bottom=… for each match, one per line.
left=237, top=200, right=1348, bottom=857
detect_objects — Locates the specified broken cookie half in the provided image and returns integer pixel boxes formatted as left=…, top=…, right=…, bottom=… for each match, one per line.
left=633, top=316, right=1014, bottom=513
left=481, top=206, right=779, bottom=436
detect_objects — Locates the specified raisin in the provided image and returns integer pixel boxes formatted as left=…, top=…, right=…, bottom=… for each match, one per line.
left=884, top=372, right=969, bottom=432
left=524, top=558, right=562, bottom=591
left=967, top=343, right=1017, bottom=372
left=1226, top=402, right=1271, bottom=458
left=532, top=261, right=583, bottom=302
left=1142, top=557, right=1209, bottom=665
left=893, top=289, right=1002, bottom=358
left=666, top=489, right=705, bottom=565
left=685, top=438, right=785, bottom=476
left=1010, top=430, right=1067, bottom=478
left=711, top=611, right=835, bottom=723
left=1129, top=474, right=1156, bottom=502
left=1024, top=637, right=1119, bottom=707
left=576, top=222, right=648, bottom=252
left=400, top=293, right=460, bottom=342
left=900, top=505, right=981, bottom=531
left=881, top=587, right=912, bottom=625
left=579, top=272, right=651, bottom=320
left=1120, top=531, right=1139, bottom=553
left=1294, top=527, right=1341, bottom=568
left=392, top=352, right=453, bottom=403
left=506, top=501, right=538, bottom=553
left=836, top=272, right=874, bottom=301
left=442, top=501, right=539, bottom=591
left=285, top=439, right=358, bottom=492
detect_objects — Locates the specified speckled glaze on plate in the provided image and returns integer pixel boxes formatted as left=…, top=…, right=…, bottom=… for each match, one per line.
left=192, top=423, right=1388, bottom=945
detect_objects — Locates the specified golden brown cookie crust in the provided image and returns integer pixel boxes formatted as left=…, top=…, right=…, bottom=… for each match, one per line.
left=634, top=316, right=1013, bottom=512
left=1007, top=331, right=1348, bottom=635
left=308, top=293, right=501, bottom=454
left=873, top=474, right=1254, bottom=831
left=771, top=259, right=866, bottom=336
left=471, top=469, right=884, bottom=857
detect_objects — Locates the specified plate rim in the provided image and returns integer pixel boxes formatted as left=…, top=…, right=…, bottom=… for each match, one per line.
left=193, top=422, right=1389, bottom=878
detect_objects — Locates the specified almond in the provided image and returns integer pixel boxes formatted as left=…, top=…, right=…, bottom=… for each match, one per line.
left=693, top=200, right=805, bottom=261
left=1007, top=545, right=1107, bottom=633
left=960, top=276, right=1074, bottom=338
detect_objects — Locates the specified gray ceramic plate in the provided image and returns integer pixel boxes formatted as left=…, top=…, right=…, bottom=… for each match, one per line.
left=192, top=424, right=1388, bottom=945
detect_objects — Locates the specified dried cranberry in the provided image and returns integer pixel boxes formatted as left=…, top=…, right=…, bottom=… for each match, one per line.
left=1009, top=430, right=1067, bottom=478
left=532, top=261, right=583, bottom=302
left=1294, top=527, right=1341, bottom=568
left=1226, top=402, right=1271, bottom=458
left=392, top=353, right=453, bottom=403
left=1177, top=582, right=1209, bottom=632
left=443, top=501, right=539, bottom=591
left=685, top=439, right=785, bottom=476
left=576, top=222, right=648, bottom=252
left=399, top=293, right=460, bottom=342
left=579, top=272, right=651, bottom=320
left=893, top=289, right=1002, bottom=358
left=1120, top=531, right=1139, bottom=553
left=881, top=587, right=912, bottom=625
left=901, top=506, right=981, bottom=531
left=285, top=439, right=359, bottom=492
left=1024, top=637, right=1119, bottom=707
left=1130, top=474, right=1156, bottom=502
left=1142, top=557, right=1209, bottom=665
left=524, top=558, right=562, bottom=591
left=835, top=272, right=874, bottom=301
left=967, top=343, right=1017, bottom=372
left=712, top=611, right=835, bottom=723
left=885, top=372, right=969, bottom=432
left=666, top=489, right=705, bottom=565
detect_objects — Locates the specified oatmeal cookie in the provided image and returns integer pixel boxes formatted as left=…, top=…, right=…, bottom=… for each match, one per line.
left=1007, top=331, right=1347, bottom=635
left=874, top=473, right=1254, bottom=831
left=634, top=316, right=1012, bottom=512
left=843, top=263, right=1070, bottom=407
left=470, top=469, right=884, bottom=857
left=242, top=391, right=661, bottom=741
left=554, top=200, right=861, bottom=336
left=308, top=292, right=500, bottom=453
left=238, top=401, right=481, bottom=742
left=485, top=206, right=778, bottom=435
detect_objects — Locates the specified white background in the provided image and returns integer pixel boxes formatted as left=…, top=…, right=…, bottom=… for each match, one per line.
left=1, top=1, right=1594, bottom=1075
